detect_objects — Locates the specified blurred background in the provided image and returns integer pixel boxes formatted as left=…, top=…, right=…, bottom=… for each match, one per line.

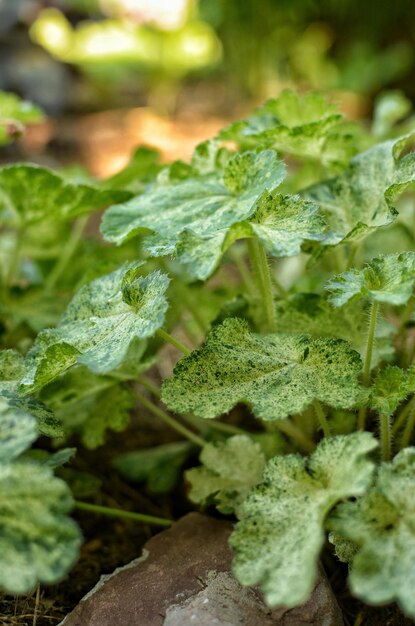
left=0, top=0, right=414, bottom=176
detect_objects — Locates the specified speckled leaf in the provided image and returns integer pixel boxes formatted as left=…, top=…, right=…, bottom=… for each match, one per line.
left=327, top=252, right=415, bottom=307
left=219, top=90, right=353, bottom=165
left=0, top=350, right=63, bottom=437
left=22, top=265, right=169, bottom=390
left=0, top=164, right=130, bottom=227
left=230, top=433, right=377, bottom=607
left=274, top=293, right=395, bottom=367
left=114, top=441, right=193, bottom=494
left=304, top=135, right=415, bottom=245
left=0, top=461, right=81, bottom=594
left=370, top=366, right=415, bottom=415
left=162, top=318, right=364, bottom=420
left=227, top=192, right=327, bottom=258
left=186, top=435, right=266, bottom=514
left=328, top=448, right=415, bottom=618
left=101, top=150, right=285, bottom=279
left=0, top=396, right=37, bottom=463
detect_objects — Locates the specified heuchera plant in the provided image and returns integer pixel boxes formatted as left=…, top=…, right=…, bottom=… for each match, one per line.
left=1, top=89, right=415, bottom=618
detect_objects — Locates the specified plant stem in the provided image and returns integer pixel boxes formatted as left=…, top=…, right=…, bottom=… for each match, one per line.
left=345, top=244, right=359, bottom=270
left=183, top=413, right=247, bottom=436
left=7, top=225, right=24, bottom=286
left=156, top=328, right=191, bottom=356
left=135, top=391, right=205, bottom=447
left=401, top=402, right=415, bottom=448
left=137, top=376, right=161, bottom=398
left=136, top=378, right=246, bottom=438
left=380, top=413, right=391, bottom=461
left=357, top=301, right=379, bottom=430
left=173, top=280, right=208, bottom=334
left=247, top=239, right=276, bottom=332
left=274, top=419, right=315, bottom=453
left=392, top=396, right=415, bottom=434
left=230, top=247, right=256, bottom=295
left=45, top=216, right=88, bottom=292
left=74, top=501, right=172, bottom=527
left=313, top=400, right=331, bottom=437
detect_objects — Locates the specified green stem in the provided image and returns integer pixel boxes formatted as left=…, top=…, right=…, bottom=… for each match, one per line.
left=45, top=216, right=88, bottom=292
left=399, top=293, right=415, bottom=333
left=357, top=301, right=379, bottom=430
left=135, top=391, right=205, bottom=447
left=392, top=396, right=415, bottom=434
left=274, top=419, right=315, bottom=453
left=313, top=400, right=331, bottom=437
left=380, top=413, right=391, bottom=461
left=247, top=239, right=276, bottom=332
left=137, top=376, right=161, bottom=398
left=183, top=414, right=247, bottom=437
left=230, top=247, right=256, bottom=295
left=173, top=280, right=208, bottom=334
left=7, top=225, right=24, bottom=286
left=156, top=329, right=191, bottom=356
left=345, top=244, right=359, bottom=270
left=74, top=501, right=172, bottom=527
left=400, top=402, right=415, bottom=448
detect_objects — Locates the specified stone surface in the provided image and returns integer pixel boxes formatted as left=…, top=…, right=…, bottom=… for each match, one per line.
left=60, top=512, right=343, bottom=626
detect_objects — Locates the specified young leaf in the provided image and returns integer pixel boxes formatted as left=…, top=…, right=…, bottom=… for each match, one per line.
left=304, top=134, right=415, bottom=245
left=114, top=441, right=193, bottom=494
left=22, top=265, right=169, bottom=389
left=327, top=252, right=415, bottom=307
left=101, top=150, right=286, bottom=279
left=328, top=448, right=415, bottom=618
left=274, top=293, right=395, bottom=367
left=370, top=366, right=415, bottom=415
left=186, top=435, right=266, bottom=514
left=162, top=318, right=364, bottom=421
left=219, top=90, right=352, bottom=165
left=227, top=192, right=327, bottom=258
left=0, top=164, right=130, bottom=227
left=230, top=433, right=377, bottom=607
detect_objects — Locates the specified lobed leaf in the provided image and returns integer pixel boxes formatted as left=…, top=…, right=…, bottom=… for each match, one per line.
left=304, top=134, right=415, bottom=245
left=186, top=435, right=266, bottom=514
left=114, top=441, right=193, bottom=494
left=219, top=90, right=355, bottom=165
left=327, top=252, right=415, bottom=307
left=162, top=318, right=364, bottom=421
left=274, top=293, right=395, bottom=367
left=328, top=448, right=415, bottom=618
left=0, top=461, right=81, bottom=594
left=230, top=433, right=377, bottom=607
left=22, top=264, right=169, bottom=390
left=370, top=366, right=415, bottom=415
left=101, top=150, right=286, bottom=279
left=0, top=164, right=131, bottom=227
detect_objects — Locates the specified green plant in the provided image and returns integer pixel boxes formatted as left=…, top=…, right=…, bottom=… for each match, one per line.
left=1, top=89, right=415, bottom=619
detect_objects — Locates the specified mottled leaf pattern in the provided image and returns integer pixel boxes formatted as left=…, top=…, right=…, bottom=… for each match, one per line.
left=230, top=433, right=377, bottom=607
left=22, top=264, right=169, bottom=389
left=101, top=150, right=286, bottom=278
left=327, top=252, right=415, bottom=306
left=328, top=448, right=415, bottom=618
left=162, top=318, right=364, bottom=420
left=186, top=435, right=266, bottom=514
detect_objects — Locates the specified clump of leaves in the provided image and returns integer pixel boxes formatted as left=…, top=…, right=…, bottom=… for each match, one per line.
left=1, top=88, right=415, bottom=624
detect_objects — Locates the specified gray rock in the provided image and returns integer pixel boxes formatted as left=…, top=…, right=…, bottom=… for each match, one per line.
left=60, top=512, right=343, bottom=626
